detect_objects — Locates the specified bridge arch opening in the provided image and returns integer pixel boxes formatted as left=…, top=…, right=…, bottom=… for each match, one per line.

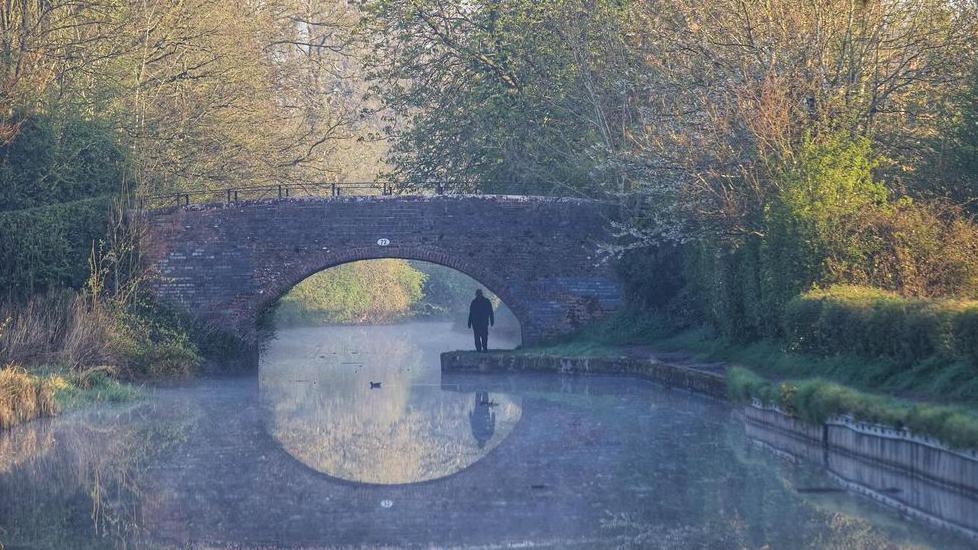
left=261, top=257, right=524, bottom=349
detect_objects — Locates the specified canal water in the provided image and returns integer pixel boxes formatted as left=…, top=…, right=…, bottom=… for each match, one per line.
left=0, top=322, right=975, bottom=548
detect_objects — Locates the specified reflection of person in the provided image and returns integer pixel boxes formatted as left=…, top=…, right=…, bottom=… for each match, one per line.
left=469, top=391, right=496, bottom=448
left=467, top=289, right=494, bottom=352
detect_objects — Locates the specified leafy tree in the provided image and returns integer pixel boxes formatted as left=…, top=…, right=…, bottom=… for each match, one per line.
left=274, top=260, right=426, bottom=325
left=762, top=133, right=886, bottom=315
left=948, top=69, right=978, bottom=206
left=622, top=0, right=978, bottom=243
left=360, top=0, right=636, bottom=195
left=683, top=133, right=978, bottom=340
left=0, top=0, right=120, bottom=142
left=0, top=0, right=381, bottom=296
left=0, top=112, right=124, bottom=212
left=115, top=0, right=368, bottom=193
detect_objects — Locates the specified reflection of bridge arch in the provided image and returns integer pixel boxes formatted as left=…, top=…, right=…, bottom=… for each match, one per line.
left=143, top=195, right=623, bottom=345
left=258, top=324, right=522, bottom=485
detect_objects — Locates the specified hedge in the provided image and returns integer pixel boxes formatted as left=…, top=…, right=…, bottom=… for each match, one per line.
left=783, top=285, right=978, bottom=367
left=0, top=113, right=125, bottom=212
left=0, top=196, right=114, bottom=294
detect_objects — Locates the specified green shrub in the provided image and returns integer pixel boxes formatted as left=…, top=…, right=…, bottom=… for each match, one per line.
left=784, top=285, right=978, bottom=368
left=110, top=300, right=201, bottom=378
left=951, top=307, right=978, bottom=365
left=760, top=133, right=885, bottom=324
left=274, top=259, right=426, bottom=326
left=727, top=366, right=773, bottom=403
left=649, top=133, right=978, bottom=346
left=0, top=112, right=124, bottom=212
left=0, top=111, right=126, bottom=296
left=680, top=238, right=766, bottom=341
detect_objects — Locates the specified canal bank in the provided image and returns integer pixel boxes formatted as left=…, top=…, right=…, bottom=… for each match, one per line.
left=442, top=348, right=978, bottom=538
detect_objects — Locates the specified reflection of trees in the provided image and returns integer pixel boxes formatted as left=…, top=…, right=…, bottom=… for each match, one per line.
left=0, top=400, right=196, bottom=548
left=260, top=324, right=521, bottom=484
left=0, top=420, right=54, bottom=473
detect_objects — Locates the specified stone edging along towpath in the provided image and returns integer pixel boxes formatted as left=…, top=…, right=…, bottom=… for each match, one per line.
left=440, top=350, right=727, bottom=398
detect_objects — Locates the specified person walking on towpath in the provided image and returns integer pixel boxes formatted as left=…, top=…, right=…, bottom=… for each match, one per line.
left=468, top=289, right=494, bottom=352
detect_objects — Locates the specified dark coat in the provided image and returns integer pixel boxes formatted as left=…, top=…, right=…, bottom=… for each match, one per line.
left=468, top=296, right=494, bottom=329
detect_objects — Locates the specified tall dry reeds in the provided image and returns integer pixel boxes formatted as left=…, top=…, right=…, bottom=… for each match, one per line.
left=64, top=298, right=114, bottom=369
left=0, top=365, right=57, bottom=430
left=0, top=293, right=70, bottom=367
left=0, top=291, right=114, bottom=370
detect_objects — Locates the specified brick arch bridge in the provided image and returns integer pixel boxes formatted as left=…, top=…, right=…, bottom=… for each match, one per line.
left=143, top=195, right=623, bottom=345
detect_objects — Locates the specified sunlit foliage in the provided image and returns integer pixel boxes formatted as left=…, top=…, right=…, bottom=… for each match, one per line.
left=360, top=0, right=636, bottom=194
left=275, top=260, right=426, bottom=325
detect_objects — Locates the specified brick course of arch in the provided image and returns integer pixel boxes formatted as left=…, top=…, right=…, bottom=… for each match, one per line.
left=142, top=195, right=623, bottom=346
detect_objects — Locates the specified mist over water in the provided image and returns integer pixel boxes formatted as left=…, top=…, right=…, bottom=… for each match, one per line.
left=0, top=321, right=974, bottom=548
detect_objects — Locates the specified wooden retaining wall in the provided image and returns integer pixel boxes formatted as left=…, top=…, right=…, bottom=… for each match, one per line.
left=745, top=404, right=978, bottom=539
left=745, top=403, right=978, bottom=494
left=826, top=418, right=978, bottom=493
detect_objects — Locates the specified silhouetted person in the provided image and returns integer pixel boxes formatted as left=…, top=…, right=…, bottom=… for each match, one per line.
left=468, top=289, right=494, bottom=352
left=470, top=391, right=496, bottom=448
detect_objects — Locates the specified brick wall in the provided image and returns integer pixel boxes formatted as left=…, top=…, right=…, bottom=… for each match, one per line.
left=143, top=195, right=623, bottom=345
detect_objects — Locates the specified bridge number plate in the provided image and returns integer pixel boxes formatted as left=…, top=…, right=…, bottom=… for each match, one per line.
left=376, top=238, right=391, bottom=246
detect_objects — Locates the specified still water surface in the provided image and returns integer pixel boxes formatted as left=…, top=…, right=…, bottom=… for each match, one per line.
left=0, top=322, right=975, bottom=548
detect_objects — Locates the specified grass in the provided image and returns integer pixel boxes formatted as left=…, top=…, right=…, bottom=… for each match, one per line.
left=727, top=367, right=978, bottom=449
left=50, top=367, right=142, bottom=410
left=521, top=309, right=673, bottom=357
left=0, top=365, right=57, bottom=430
left=648, top=328, right=978, bottom=407
left=522, top=309, right=978, bottom=449
left=0, top=363, right=140, bottom=431
left=666, top=328, right=978, bottom=449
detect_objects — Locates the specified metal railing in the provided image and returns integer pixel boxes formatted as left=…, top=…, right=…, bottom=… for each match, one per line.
left=140, top=182, right=397, bottom=209
left=138, top=180, right=608, bottom=210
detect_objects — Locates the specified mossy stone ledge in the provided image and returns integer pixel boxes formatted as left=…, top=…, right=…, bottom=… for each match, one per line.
left=440, top=350, right=727, bottom=399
